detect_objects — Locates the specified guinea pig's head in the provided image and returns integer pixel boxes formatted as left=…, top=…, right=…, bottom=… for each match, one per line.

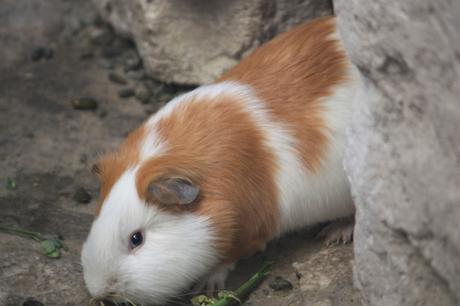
left=81, top=161, right=220, bottom=305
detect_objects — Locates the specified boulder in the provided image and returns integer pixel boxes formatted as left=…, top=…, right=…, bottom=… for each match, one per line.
left=334, top=1, right=460, bottom=305
left=92, top=0, right=332, bottom=84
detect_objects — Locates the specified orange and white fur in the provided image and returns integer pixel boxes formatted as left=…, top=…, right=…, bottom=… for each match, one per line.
left=81, top=17, right=361, bottom=305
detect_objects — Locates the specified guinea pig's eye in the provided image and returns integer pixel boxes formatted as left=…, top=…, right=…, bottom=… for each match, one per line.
left=129, top=230, right=144, bottom=249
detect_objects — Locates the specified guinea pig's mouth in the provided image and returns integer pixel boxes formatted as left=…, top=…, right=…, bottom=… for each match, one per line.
left=87, top=294, right=138, bottom=306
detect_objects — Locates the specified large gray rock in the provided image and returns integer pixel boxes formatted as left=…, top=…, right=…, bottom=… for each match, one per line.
left=335, top=1, right=460, bottom=305
left=92, top=0, right=332, bottom=84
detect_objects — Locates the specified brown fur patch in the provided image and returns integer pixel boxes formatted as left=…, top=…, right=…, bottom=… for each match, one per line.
left=94, top=125, right=146, bottom=214
left=136, top=96, right=278, bottom=261
left=219, top=16, right=348, bottom=171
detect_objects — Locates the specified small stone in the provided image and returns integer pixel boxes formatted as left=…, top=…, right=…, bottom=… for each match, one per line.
left=23, top=299, right=44, bottom=306
left=73, top=187, right=92, bottom=204
left=98, top=59, right=115, bottom=70
left=88, top=26, right=113, bottom=45
left=80, top=50, right=94, bottom=60
left=312, top=299, right=333, bottom=306
left=98, top=110, right=108, bottom=118
left=144, top=79, right=162, bottom=91
left=42, top=48, right=54, bottom=59
left=118, top=88, right=135, bottom=98
left=124, top=55, right=142, bottom=72
left=80, top=154, right=88, bottom=163
left=31, top=47, right=45, bottom=61
left=31, top=47, right=53, bottom=61
left=93, top=14, right=105, bottom=27
left=125, top=70, right=146, bottom=81
left=108, top=72, right=127, bottom=85
left=269, top=276, right=293, bottom=291
left=135, top=85, right=152, bottom=104
left=102, top=45, right=124, bottom=58
left=71, top=97, right=99, bottom=111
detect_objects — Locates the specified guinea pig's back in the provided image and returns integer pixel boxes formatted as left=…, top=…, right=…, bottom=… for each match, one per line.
left=219, top=16, right=361, bottom=234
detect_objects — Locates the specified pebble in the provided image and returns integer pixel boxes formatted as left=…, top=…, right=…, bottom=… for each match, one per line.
left=144, top=78, right=162, bottom=92
left=73, top=187, right=92, bottom=204
left=312, top=300, right=333, bottom=306
left=98, top=59, right=115, bottom=70
left=269, top=276, right=293, bottom=291
left=80, top=154, right=88, bottom=163
left=42, top=48, right=54, bottom=59
left=118, top=88, right=135, bottom=98
left=31, top=47, right=54, bottom=62
left=108, top=72, right=127, bottom=85
left=98, top=110, right=108, bottom=118
left=31, top=48, right=42, bottom=61
left=79, top=50, right=94, bottom=60
left=124, top=55, right=142, bottom=72
left=71, top=97, right=99, bottom=111
left=88, top=26, right=113, bottom=45
left=102, top=46, right=124, bottom=58
left=135, top=85, right=152, bottom=104
left=23, top=299, right=44, bottom=306
left=125, top=69, right=146, bottom=81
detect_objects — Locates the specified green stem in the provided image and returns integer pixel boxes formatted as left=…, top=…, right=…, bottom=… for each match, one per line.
left=0, top=226, right=45, bottom=242
left=213, top=262, right=272, bottom=306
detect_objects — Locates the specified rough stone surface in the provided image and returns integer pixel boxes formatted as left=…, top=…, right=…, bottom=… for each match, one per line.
left=335, top=1, right=460, bottom=305
left=92, top=0, right=333, bottom=84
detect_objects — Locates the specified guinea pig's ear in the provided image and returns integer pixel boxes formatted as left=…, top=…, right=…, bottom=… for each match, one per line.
left=148, top=177, right=200, bottom=206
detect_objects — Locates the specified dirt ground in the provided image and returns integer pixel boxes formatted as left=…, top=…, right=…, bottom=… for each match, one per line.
left=0, top=1, right=362, bottom=305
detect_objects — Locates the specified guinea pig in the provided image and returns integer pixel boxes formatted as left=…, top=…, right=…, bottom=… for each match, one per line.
left=81, top=16, right=360, bottom=305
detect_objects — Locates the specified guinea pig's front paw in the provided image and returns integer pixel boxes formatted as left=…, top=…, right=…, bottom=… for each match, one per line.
left=317, top=217, right=355, bottom=246
left=194, top=263, right=235, bottom=297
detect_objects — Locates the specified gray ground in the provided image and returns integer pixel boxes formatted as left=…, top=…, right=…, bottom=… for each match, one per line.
left=0, top=1, right=362, bottom=305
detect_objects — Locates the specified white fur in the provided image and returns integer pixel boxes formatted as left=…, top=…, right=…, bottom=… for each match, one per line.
left=81, top=168, right=219, bottom=305
left=273, top=66, right=360, bottom=233
left=139, top=127, right=166, bottom=161
left=145, top=82, right=259, bottom=129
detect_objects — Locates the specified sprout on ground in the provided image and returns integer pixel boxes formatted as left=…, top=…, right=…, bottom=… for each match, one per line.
left=0, top=226, right=68, bottom=259
left=192, top=262, right=272, bottom=306
left=87, top=294, right=138, bottom=306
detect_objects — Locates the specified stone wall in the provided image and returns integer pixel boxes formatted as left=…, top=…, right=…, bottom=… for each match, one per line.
left=334, top=1, right=460, bottom=305
left=92, top=0, right=332, bottom=84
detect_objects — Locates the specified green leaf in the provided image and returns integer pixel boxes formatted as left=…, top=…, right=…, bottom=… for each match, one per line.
left=0, top=226, right=67, bottom=259
left=6, top=178, right=17, bottom=190
left=191, top=294, right=216, bottom=306
left=41, top=239, right=59, bottom=256
left=45, top=249, right=61, bottom=259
